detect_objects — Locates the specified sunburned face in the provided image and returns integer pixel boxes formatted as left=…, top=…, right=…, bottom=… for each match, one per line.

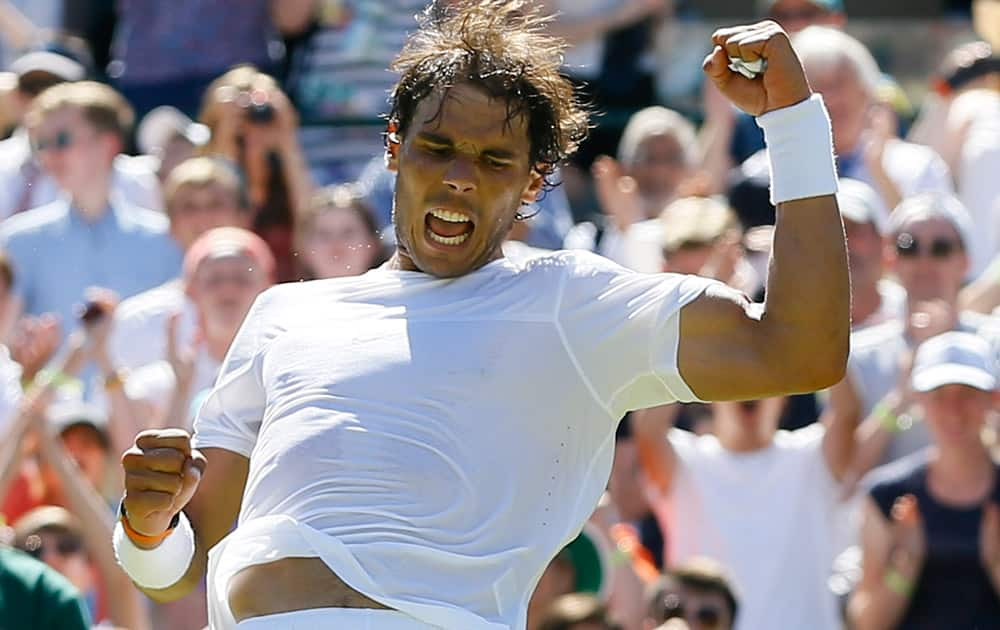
left=388, top=82, right=543, bottom=278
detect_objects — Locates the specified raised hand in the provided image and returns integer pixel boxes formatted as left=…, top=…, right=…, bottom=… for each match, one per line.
left=121, top=429, right=206, bottom=543
left=592, top=155, right=644, bottom=230
left=889, top=494, right=926, bottom=571
left=165, top=312, right=201, bottom=393
left=9, top=314, right=60, bottom=381
left=702, top=21, right=812, bottom=116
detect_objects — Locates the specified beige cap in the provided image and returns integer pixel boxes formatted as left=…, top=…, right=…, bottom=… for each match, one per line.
left=660, top=196, right=738, bottom=253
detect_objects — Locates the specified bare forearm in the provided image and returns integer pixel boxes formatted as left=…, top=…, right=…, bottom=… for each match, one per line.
left=761, top=196, right=850, bottom=388
left=0, top=2, right=38, bottom=52
left=279, top=138, right=315, bottom=219
left=849, top=583, right=914, bottom=630
left=696, top=119, right=735, bottom=195
left=631, top=404, right=679, bottom=493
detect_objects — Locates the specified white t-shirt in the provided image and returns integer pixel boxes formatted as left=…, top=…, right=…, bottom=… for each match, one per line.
left=948, top=89, right=1000, bottom=279
left=124, top=353, right=220, bottom=429
left=109, top=279, right=198, bottom=371
left=0, top=346, right=23, bottom=433
left=192, top=251, right=717, bottom=630
left=644, top=425, right=847, bottom=630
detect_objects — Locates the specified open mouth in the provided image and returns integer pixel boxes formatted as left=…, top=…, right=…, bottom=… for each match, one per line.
left=425, top=208, right=474, bottom=246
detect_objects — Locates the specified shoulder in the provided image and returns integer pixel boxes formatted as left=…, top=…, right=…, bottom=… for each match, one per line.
left=0, top=546, right=83, bottom=602
left=116, top=280, right=186, bottom=320
left=114, top=203, right=171, bottom=234
left=863, top=450, right=929, bottom=507
left=960, top=310, right=1000, bottom=338
left=885, top=138, right=948, bottom=170
left=774, top=422, right=826, bottom=450
left=0, top=201, right=68, bottom=240
left=851, top=318, right=904, bottom=353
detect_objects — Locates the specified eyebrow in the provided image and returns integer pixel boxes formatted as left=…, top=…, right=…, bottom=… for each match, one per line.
left=415, top=132, right=518, bottom=161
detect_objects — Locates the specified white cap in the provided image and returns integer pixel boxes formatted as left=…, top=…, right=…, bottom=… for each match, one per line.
left=911, top=331, right=998, bottom=393
left=836, top=178, right=888, bottom=234
left=137, top=106, right=210, bottom=155
left=887, top=192, right=975, bottom=251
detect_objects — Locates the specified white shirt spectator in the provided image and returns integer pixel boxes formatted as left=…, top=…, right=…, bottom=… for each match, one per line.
left=947, top=89, right=1000, bottom=279
left=0, top=346, right=23, bottom=432
left=124, top=352, right=219, bottom=429
left=108, top=279, right=197, bottom=371
left=192, top=251, right=717, bottom=629
left=643, top=425, right=848, bottom=630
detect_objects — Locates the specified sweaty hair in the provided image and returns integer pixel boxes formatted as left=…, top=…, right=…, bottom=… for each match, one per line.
left=388, top=0, right=589, bottom=189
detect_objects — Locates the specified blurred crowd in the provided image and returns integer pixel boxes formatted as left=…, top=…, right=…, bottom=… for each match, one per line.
left=0, top=0, right=997, bottom=629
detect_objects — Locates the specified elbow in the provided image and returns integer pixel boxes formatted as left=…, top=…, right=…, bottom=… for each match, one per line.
left=780, top=328, right=849, bottom=394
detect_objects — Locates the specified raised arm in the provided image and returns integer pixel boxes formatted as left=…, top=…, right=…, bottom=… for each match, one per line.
left=631, top=404, right=681, bottom=495
left=677, top=22, right=849, bottom=401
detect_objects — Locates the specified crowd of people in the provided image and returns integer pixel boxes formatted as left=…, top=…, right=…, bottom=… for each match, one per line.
left=0, top=0, right=997, bottom=629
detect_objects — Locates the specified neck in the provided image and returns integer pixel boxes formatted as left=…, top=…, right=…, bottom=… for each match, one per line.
left=71, top=177, right=111, bottom=221
left=851, top=281, right=882, bottom=326
left=716, top=422, right=772, bottom=453
left=205, top=331, right=234, bottom=362
left=929, top=445, right=996, bottom=506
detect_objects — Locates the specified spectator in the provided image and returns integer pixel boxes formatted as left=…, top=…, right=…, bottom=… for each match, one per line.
left=107, top=0, right=314, bottom=119
left=633, top=390, right=857, bottom=630
left=529, top=522, right=614, bottom=630
left=835, top=178, right=904, bottom=330
left=199, top=65, right=315, bottom=282
left=643, top=558, right=738, bottom=630
left=759, top=0, right=845, bottom=34
left=848, top=332, right=1000, bottom=629
left=537, top=593, right=616, bottom=630
left=0, top=81, right=181, bottom=345
left=837, top=193, right=1000, bottom=483
left=0, top=544, right=90, bottom=630
left=0, top=52, right=166, bottom=220
left=0, top=1, right=64, bottom=69
left=136, top=105, right=210, bottom=183
left=107, top=227, right=275, bottom=432
left=909, top=40, right=999, bottom=278
left=108, top=156, right=247, bottom=373
left=566, top=106, right=700, bottom=272
left=295, top=184, right=386, bottom=280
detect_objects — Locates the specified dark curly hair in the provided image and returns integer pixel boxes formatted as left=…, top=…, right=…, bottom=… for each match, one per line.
left=387, top=0, right=590, bottom=190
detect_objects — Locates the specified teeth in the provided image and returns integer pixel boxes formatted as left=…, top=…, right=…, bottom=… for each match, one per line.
left=428, top=231, right=470, bottom=246
left=430, top=208, right=471, bottom=223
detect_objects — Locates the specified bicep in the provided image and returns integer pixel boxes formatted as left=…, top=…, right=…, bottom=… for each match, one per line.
left=676, top=284, right=780, bottom=401
left=185, top=447, right=250, bottom=551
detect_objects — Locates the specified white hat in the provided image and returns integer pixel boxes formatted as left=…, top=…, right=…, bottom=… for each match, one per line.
left=137, top=106, right=210, bottom=155
left=836, top=178, right=888, bottom=234
left=887, top=192, right=975, bottom=251
left=911, top=331, right=998, bottom=393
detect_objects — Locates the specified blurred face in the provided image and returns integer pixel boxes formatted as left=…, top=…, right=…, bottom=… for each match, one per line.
left=629, top=134, right=690, bottom=217
left=188, top=254, right=271, bottom=337
left=25, top=530, right=91, bottom=592
left=30, top=106, right=117, bottom=193
left=169, top=183, right=244, bottom=250
left=921, top=384, right=993, bottom=452
left=767, top=0, right=843, bottom=33
left=389, top=82, right=543, bottom=278
left=805, top=61, right=869, bottom=155
left=158, top=136, right=197, bottom=181
left=712, top=397, right=787, bottom=445
left=663, top=242, right=715, bottom=275
left=59, top=425, right=107, bottom=488
left=301, top=207, right=381, bottom=279
left=647, top=580, right=733, bottom=630
left=843, top=218, right=883, bottom=291
left=889, top=217, right=968, bottom=303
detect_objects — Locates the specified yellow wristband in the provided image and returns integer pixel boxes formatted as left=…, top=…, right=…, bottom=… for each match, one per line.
left=884, top=567, right=914, bottom=597
left=874, top=402, right=900, bottom=433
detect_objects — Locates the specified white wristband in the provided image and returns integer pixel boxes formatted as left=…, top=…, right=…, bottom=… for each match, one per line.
left=755, top=93, right=839, bottom=205
left=113, top=511, right=195, bottom=590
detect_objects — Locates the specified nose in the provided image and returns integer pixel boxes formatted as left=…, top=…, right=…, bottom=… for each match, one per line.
left=443, top=156, right=476, bottom=194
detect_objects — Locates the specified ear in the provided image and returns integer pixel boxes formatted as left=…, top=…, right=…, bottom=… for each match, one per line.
left=520, top=168, right=545, bottom=205
left=385, top=121, right=401, bottom=173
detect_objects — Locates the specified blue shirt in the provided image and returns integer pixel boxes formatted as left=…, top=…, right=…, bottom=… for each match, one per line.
left=0, top=199, right=182, bottom=337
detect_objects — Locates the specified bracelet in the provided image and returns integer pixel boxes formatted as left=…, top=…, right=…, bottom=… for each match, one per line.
left=104, top=369, right=128, bottom=391
left=884, top=566, right=915, bottom=598
left=874, top=402, right=900, bottom=433
left=113, top=510, right=195, bottom=590
left=118, top=500, right=180, bottom=545
left=35, top=368, right=75, bottom=389
left=756, top=94, right=839, bottom=205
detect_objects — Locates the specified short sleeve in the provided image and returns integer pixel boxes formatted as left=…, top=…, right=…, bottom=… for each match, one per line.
left=191, top=290, right=273, bottom=457
left=555, top=251, right=719, bottom=417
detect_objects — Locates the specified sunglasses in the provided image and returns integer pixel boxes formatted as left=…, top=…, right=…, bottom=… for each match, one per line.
left=31, top=129, right=76, bottom=153
left=23, top=533, right=83, bottom=559
left=894, top=232, right=962, bottom=259
left=659, top=593, right=724, bottom=628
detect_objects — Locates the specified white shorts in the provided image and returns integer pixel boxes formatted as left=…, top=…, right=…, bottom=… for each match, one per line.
left=235, top=608, right=439, bottom=629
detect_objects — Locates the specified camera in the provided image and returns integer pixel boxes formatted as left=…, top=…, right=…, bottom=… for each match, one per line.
left=246, top=101, right=275, bottom=124
left=78, top=301, right=106, bottom=324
